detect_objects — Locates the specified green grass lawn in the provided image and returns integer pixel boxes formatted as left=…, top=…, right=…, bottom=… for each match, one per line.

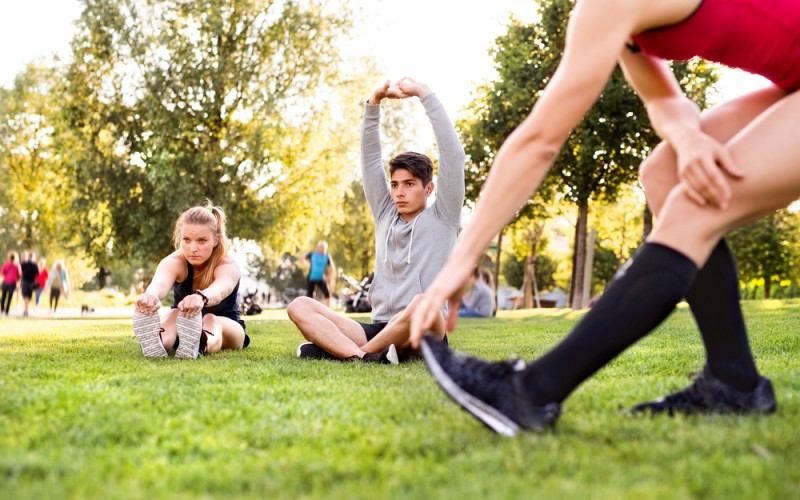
left=1, top=301, right=799, bottom=499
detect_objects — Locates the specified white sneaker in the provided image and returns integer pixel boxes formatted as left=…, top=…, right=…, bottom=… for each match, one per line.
left=175, top=313, right=203, bottom=359
left=133, top=311, right=167, bottom=358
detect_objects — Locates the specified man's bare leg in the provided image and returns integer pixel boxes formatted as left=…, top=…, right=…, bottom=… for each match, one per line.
left=362, top=294, right=446, bottom=357
left=288, top=296, right=370, bottom=359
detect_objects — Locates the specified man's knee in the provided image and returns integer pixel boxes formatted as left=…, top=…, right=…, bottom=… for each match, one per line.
left=287, top=296, right=315, bottom=322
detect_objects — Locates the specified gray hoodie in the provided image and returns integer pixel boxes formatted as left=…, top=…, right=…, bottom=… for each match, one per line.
left=361, top=93, right=465, bottom=322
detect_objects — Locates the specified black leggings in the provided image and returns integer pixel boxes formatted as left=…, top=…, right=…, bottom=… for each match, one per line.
left=1, top=283, right=14, bottom=314
left=50, top=288, right=61, bottom=311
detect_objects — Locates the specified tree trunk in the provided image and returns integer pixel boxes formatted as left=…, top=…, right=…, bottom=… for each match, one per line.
left=493, top=228, right=504, bottom=316
left=571, top=200, right=589, bottom=310
left=532, top=257, right=541, bottom=308
left=764, top=274, right=772, bottom=299
left=522, top=223, right=544, bottom=309
left=523, top=254, right=533, bottom=308
left=568, top=226, right=578, bottom=308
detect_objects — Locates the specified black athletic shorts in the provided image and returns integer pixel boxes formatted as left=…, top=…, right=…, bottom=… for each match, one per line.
left=358, top=321, right=448, bottom=345
left=307, top=279, right=330, bottom=299
left=21, top=280, right=35, bottom=299
left=359, top=321, right=388, bottom=341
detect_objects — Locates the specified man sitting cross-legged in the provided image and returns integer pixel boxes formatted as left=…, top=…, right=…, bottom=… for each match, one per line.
left=287, top=77, right=465, bottom=363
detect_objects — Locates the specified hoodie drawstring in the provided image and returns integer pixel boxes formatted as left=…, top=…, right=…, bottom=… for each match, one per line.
left=383, top=215, right=421, bottom=265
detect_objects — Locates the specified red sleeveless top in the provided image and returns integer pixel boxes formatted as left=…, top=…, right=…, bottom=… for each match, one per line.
left=632, top=0, right=800, bottom=91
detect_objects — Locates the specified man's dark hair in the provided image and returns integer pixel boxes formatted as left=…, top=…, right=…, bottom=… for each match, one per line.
left=389, top=152, right=434, bottom=186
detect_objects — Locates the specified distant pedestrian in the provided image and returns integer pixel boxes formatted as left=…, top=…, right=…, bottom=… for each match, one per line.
left=1, top=251, right=21, bottom=316
left=304, top=241, right=335, bottom=307
left=35, top=258, right=48, bottom=308
left=45, top=260, right=70, bottom=314
left=19, top=251, right=39, bottom=318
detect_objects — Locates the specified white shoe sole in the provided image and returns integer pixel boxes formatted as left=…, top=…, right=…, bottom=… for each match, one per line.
left=132, top=311, right=167, bottom=358
left=175, top=313, right=203, bottom=359
left=386, top=344, right=399, bottom=365
left=420, top=339, right=519, bottom=437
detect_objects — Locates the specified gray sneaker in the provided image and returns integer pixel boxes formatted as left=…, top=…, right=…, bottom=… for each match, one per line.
left=625, top=365, right=777, bottom=416
left=421, top=335, right=560, bottom=436
left=133, top=311, right=167, bottom=358
left=175, top=313, right=203, bottom=359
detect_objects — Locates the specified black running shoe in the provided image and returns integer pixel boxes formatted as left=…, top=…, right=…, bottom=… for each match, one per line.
left=420, top=335, right=560, bottom=436
left=296, top=342, right=338, bottom=360
left=625, top=365, right=777, bottom=416
left=361, top=344, right=399, bottom=365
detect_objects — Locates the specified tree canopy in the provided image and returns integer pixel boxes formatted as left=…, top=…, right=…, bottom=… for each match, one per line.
left=60, top=0, right=357, bottom=265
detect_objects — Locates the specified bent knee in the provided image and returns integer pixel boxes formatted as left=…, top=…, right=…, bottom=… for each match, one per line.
left=202, top=314, right=219, bottom=330
left=640, top=143, right=675, bottom=186
left=287, top=296, right=314, bottom=320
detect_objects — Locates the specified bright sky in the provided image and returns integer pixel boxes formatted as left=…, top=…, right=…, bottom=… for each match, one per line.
left=0, top=0, right=771, bottom=117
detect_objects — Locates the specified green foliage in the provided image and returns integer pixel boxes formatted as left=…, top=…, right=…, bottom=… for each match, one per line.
left=0, top=62, right=73, bottom=255
left=267, top=252, right=307, bottom=294
left=729, top=210, right=800, bottom=299
left=591, top=242, right=619, bottom=294
left=1, top=303, right=799, bottom=498
left=502, top=252, right=557, bottom=291
left=60, top=0, right=358, bottom=265
left=328, top=179, right=375, bottom=280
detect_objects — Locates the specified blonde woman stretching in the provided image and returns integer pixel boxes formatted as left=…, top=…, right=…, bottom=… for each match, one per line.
left=133, top=203, right=249, bottom=359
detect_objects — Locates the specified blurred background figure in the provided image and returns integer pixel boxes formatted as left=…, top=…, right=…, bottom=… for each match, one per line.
left=458, top=268, right=494, bottom=318
left=35, top=257, right=48, bottom=309
left=1, top=251, right=20, bottom=316
left=46, top=260, right=70, bottom=314
left=304, top=241, right=335, bottom=307
left=19, top=251, right=39, bottom=318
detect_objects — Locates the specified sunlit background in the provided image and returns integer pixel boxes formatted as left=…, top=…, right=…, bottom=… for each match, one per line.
left=0, top=0, right=771, bottom=116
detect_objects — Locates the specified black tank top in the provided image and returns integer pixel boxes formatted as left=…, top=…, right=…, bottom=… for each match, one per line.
left=172, top=260, right=241, bottom=321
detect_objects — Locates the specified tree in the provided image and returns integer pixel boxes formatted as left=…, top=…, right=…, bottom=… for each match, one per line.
left=0, top=62, right=73, bottom=254
left=458, top=0, right=719, bottom=309
left=327, top=179, right=375, bottom=280
left=728, top=209, right=800, bottom=299
left=60, top=0, right=356, bottom=266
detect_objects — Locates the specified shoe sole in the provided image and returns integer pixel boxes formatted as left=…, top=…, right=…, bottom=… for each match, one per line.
left=133, top=311, right=167, bottom=358
left=175, top=313, right=203, bottom=359
left=386, top=344, right=399, bottom=365
left=297, top=342, right=311, bottom=358
left=421, top=339, right=519, bottom=437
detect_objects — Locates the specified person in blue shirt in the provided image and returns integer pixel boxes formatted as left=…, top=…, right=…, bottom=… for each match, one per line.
left=304, top=241, right=335, bottom=307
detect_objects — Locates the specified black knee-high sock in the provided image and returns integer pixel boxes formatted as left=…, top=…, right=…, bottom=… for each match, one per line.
left=685, top=240, right=758, bottom=391
left=522, top=243, right=697, bottom=405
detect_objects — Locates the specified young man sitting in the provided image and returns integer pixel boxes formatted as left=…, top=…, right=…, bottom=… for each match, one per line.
left=287, top=77, right=465, bottom=363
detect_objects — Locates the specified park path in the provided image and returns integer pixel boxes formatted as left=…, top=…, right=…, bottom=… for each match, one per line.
left=3, top=306, right=134, bottom=320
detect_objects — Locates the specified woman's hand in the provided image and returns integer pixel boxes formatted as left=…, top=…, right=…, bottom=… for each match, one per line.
left=135, top=292, right=161, bottom=314
left=674, top=131, right=743, bottom=209
left=177, top=293, right=205, bottom=318
left=410, top=260, right=473, bottom=348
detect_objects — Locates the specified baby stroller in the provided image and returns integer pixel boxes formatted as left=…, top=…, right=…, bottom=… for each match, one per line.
left=341, top=273, right=373, bottom=313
